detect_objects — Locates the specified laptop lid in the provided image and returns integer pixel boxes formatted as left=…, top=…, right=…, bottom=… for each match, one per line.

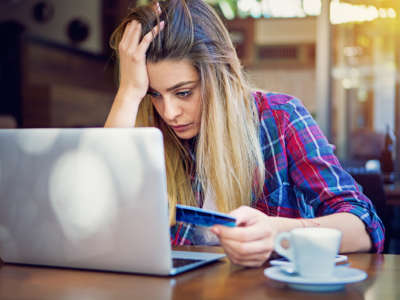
left=0, top=128, right=178, bottom=274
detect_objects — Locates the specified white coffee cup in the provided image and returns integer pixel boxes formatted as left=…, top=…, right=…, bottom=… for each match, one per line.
left=274, top=227, right=342, bottom=278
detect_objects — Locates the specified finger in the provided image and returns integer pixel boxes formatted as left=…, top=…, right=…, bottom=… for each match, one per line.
left=137, top=21, right=165, bottom=54
left=221, top=240, right=272, bottom=266
left=229, top=206, right=260, bottom=226
left=120, top=22, right=134, bottom=45
left=152, top=1, right=162, bottom=15
left=120, top=21, right=140, bottom=50
left=125, top=22, right=142, bottom=50
left=220, top=237, right=274, bottom=259
left=211, top=223, right=272, bottom=243
left=229, top=257, right=268, bottom=268
left=224, top=246, right=269, bottom=263
left=224, top=249, right=272, bottom=267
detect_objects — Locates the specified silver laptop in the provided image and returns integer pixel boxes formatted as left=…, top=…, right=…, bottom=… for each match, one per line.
left=0, top=128, right=225, bottom=275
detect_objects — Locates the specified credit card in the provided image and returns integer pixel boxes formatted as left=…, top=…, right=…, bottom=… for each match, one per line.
left=175, top=204, right=236, bottom=227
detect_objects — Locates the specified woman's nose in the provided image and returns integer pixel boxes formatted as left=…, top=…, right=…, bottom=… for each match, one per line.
left=163, top=98, right=182, bottom=121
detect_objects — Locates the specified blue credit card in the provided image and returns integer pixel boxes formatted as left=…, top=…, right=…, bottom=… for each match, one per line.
left=175, top=204, right=236, bottom=227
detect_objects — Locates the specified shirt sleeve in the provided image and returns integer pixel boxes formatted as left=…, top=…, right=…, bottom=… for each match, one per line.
left=283, top=97, right=385, bottom=253
left=170, top=222, right=194, bottom=246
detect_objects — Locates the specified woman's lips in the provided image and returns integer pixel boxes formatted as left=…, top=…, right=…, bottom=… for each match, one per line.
left=171, top=123, right=192, bottom=132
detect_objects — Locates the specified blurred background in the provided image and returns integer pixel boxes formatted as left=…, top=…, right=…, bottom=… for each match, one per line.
left=0, top=0, right=399, bottom=252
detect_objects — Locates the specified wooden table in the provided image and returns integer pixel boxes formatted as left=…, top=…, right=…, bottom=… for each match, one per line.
left=0, top=247, right=398, bottom=300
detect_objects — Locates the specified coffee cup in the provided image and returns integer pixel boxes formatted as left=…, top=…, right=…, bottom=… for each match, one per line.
left=274, top=227, right=342, bottom=278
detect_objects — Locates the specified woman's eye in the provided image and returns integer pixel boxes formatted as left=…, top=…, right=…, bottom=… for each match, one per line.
left=177, top=91, right=192, bottom=97
left=147, top=91, right=161, bottom=98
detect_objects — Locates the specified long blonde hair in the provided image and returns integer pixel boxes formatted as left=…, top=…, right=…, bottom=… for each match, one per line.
left=110, top=0, right=265, bottom=221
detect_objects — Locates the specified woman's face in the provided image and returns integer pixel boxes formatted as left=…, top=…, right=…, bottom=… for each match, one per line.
left=147, top=59, right=202, bottom=140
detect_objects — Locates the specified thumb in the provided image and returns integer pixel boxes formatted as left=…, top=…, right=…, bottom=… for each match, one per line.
left=229, top=206, right=258, bottom=226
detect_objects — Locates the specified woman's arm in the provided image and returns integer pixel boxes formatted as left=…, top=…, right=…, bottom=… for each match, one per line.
left=104, top=20, right=164, bottom=128
left=282, top=97, right=384, bottom=252
left=104, top=89, right=142, bottom=128
left=211, top=207, right=371, bottom=267
left=279, top=212, right=372, bottom=252
left=211, top=95, right=382, bottom=267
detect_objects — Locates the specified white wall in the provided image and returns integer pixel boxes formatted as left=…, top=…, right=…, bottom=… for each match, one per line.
left=247, top=68, right=316, bottom=113
left=1, top=0, right=103, bottom=54
left=255, top=17, right=316, bottom=45
left=249, top=17, right=317, bottom=113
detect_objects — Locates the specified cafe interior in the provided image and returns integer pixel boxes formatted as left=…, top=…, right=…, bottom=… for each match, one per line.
left=1, top=0, right=400, bottom=298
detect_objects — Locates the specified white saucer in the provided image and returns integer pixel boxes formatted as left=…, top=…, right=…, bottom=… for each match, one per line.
left=269, top=255, right=348, bottom=268
left=264, top=266, right=367, bottom=292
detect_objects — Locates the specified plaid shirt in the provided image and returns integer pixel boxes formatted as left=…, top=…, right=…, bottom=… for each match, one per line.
left=170, top=92, right=385, bottom=252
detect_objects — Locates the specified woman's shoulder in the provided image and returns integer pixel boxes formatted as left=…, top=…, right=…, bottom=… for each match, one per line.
left=251, top=91, right=306, bottom=120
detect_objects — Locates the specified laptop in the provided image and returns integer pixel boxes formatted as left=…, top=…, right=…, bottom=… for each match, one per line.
left=0, top=128, right=225, bottom=275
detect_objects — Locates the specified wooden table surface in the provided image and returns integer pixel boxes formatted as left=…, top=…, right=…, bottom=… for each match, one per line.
left=0, top=247, right=398, bottom=300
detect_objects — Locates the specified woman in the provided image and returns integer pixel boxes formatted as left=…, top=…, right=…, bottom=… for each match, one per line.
left=105, top=0, right=384, bottom=266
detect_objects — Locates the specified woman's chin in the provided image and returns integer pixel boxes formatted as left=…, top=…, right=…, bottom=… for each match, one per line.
left=173, top=128, right=198, bottom=140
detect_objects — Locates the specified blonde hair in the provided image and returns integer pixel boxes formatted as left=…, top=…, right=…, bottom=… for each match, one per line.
left=110, top=0, right=265, bottom=222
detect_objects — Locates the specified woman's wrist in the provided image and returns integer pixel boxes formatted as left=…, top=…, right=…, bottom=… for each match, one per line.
left=274, top=216, right=311, bottom=234
left=104, top=88, right=144, bottom=128
left=115, top=87, right=145, bottom=106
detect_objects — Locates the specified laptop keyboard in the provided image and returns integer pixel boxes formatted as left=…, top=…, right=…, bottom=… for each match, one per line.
left=172, top=258, right=203, bottom=268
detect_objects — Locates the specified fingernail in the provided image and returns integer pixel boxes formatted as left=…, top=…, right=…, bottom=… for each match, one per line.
left=211, top=227, right=220, bottom=235
left=160, top=20, right=165, bottom=29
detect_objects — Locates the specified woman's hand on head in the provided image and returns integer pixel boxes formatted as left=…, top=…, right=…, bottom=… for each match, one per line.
left=210, top=206, right=281, bottom=267
left=104, top=3, right=163, bottom=128
left=117, top=19, right=165, bottom=102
